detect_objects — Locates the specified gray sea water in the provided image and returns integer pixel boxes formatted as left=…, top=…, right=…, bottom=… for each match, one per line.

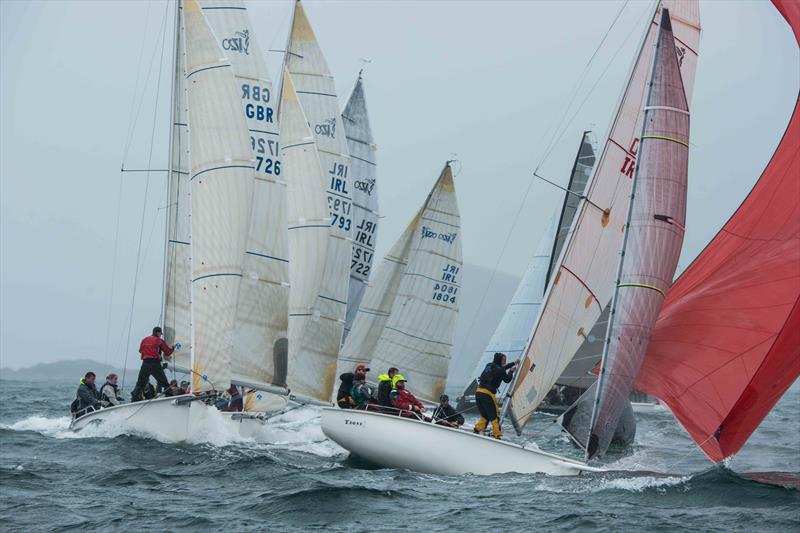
left=1, top=378, right=798, bottom=532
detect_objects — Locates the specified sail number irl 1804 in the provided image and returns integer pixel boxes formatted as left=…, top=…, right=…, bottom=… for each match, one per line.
left=432, top=263, right=460, bottom=304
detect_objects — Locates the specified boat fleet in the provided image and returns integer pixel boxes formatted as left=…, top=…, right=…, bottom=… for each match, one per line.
left=72, top=0, right=800, bottom=477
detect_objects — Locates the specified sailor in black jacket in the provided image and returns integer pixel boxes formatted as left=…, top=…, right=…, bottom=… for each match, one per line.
left=473, top=353, right=517, bottom=439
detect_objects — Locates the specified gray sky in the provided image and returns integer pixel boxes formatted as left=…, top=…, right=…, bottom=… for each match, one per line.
left=1, top=0, right=797, bottom=371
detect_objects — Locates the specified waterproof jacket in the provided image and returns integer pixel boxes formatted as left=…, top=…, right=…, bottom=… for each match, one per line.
left=76, top=379, right=101, bottom=412
left=433, top=403, right=465, bottom=426
left=376, top=374, right=394, bottom=406
left=337, top=372, right=355, bottom=403
left=351, top=381, right=374, bottom=406
left=100, top=382, right=123, bottom=406
left=478, top=355, right=516, bottom=394
left=391, top=388, right=424, bottom=412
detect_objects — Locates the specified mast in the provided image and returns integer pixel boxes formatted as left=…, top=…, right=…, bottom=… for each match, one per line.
left=160, top=0, right=182, bottom=326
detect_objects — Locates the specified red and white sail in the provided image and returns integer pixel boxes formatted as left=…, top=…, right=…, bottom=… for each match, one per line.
left=507, top=0, right=700, bottom=432
left=586, top=7, right=690, bottom=460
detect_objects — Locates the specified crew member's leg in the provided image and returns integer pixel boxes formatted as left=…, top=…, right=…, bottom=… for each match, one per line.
left=150, top=360, right=170, bottom=393
left=131, top=360, right=153, bottom=401
left=474, top=389, right=491, bottom=433
left=487, top=391, right=502, bottom=439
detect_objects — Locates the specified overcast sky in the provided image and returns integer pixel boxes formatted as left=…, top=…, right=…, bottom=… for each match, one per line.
left=1, top=0, right=797, bottom=371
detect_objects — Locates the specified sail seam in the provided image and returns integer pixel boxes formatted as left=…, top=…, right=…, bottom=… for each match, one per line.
left=641, top=135, right=689, bottom=147
left=384, top=326, right=453, bottom=346
left=245, top=251, right=289, bottom=263
left=616, top=282, right=665, bottom=295
left=560, top=265, right=603, bottom=311
left=192, top=272, right=242, bottom=282
left=186, top=63, right=231, bottom=79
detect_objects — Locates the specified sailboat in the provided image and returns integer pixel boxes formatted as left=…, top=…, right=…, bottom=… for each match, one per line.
left=504, top=0, right=699, bottom=439
left=322, top=0, right=698, bottom=476
left=342, top=72, right=380, bottom=343
left=335, top=163, right=462, bottom=403
left=322, top=165, right=604, bottom=476
left=71, top=0, right=304, bottom=439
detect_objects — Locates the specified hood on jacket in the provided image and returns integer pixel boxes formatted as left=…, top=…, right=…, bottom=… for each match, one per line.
left=492, top=352, right=506, bottom=365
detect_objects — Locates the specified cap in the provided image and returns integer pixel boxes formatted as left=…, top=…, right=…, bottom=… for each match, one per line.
left=355, top=364, right=370, bottom=373
left=440, top=394, right=449, bottom=402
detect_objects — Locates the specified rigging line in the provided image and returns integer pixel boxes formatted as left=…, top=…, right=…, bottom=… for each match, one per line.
left=533, top=0, right=630, bottom=173
left=454, top=163, right=539, bottom=360
left=103, top=171, right=126, bottom=369
left=122, top=1, right=170, bottom=165
left=536, top=2, right=650, bottom=173
left=121, top=0, right=153, bottom=164
left=121, top=0, right=170, bottom=391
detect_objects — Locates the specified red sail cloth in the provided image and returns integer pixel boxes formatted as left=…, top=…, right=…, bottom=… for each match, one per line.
left=635, top=0, right=800, bottom=463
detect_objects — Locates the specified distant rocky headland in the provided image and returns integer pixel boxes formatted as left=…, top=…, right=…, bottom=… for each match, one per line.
left=0, top=359, right=136, bottom=382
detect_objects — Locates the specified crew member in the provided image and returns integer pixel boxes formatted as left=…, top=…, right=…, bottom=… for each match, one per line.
left=100, top=373, right=124, bottom=406
left=131, top=326, right=174, bottom=401
left=473, top=352, right=517, bottom=439
left=74, top=371, right=101, bottom=417
left=351, top=364, right=374, bottom=408
left=376, top=367, right=399, bottom=408
left=336, top=365, right=358, bottom=409
left=432, top=394, right=464, bottom=428
left=390, top=375, right=426, bottom=419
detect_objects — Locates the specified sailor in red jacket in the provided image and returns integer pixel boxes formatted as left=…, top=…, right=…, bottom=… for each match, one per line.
left=131, top=326, right=175, bottom=401
left=390, top=375, right=426, bottom=419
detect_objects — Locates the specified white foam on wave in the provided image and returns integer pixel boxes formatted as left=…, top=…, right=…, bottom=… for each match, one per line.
left=3, top=415, right=81, bottom=439
left=593, top=475, right=689, bottom=492
left=237, top=406, right=346, bottom=458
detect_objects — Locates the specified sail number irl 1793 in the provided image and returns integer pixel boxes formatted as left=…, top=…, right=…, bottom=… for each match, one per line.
left=328, top=161, right=352, bottom=232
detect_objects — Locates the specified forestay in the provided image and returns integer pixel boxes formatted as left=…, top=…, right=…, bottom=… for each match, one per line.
left=341, top=74, right=379, bottom=343
left=366, top=164, right=462, bottom=402
left=285, top=1, right=352, bottom=400
left=184, top=0, right=254, bottom=392
left=281, top=69, right=338, bottom=401
left=201, top=1, right=289, bottom=387
left=507, top=0, right=700, bottom=432
left=586, top=7, right=690, bottom=460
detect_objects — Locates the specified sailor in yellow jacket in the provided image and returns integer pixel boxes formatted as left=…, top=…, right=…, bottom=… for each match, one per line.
left=473, top=353, right=517, bottom=439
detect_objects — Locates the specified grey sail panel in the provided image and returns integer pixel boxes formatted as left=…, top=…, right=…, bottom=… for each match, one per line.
left=342, top=76, right=379, bottom=343
left=546, top=132, right=596, bottom=286
left=586, top=8, right=690, bottom=460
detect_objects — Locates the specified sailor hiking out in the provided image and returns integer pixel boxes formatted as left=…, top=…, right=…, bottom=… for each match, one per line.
left=474, top=352, right=517, bottom=439
left=100, top=373, right=124, bottom=407
left=72, top=371, right=101, bottom=417
left=131, top=326, right=175, bottom=401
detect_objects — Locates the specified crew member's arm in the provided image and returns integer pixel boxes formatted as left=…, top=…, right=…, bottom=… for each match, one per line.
left=160, top=338, right=174, bottom=358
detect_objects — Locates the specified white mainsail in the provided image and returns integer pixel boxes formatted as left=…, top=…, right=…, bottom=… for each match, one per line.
left=507, top=0, right=700, bottom=432
left=184, top=0, right=254, bottom=392
left=360, top=164, right=462, bottom=403
left=281, top=68, right=339, bottom=401
left=200, top=1, right=289, bottom=387
left=585, top=7, right=690, bottom=460
left=285, top=0, right=352, bottom=401
left=342, top=73, right=379, bottom=343
left=164, top=2, right=192, bottom=372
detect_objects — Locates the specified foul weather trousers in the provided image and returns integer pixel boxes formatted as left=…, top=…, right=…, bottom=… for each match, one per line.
left=133, top=359, right=170, bottom=398
left=474, top=387, right=502, bottom=439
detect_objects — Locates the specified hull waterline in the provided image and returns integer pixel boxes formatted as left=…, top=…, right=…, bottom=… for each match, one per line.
left=321, top=408, right=603, bottom=476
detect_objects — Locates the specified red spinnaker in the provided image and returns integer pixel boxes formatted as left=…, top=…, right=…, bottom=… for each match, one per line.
left=635, top=0, right=800, bottom=463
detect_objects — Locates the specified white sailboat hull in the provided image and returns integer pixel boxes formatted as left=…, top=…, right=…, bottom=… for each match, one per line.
left=69, top=395, right=286, bottom=442
left=321, top=408, right=603, bottom=476
left=70, top=396, right=196, bottom=441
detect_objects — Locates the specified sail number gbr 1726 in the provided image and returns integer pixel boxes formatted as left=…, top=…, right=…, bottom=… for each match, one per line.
left=432, top=263, right=460, bottom=304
